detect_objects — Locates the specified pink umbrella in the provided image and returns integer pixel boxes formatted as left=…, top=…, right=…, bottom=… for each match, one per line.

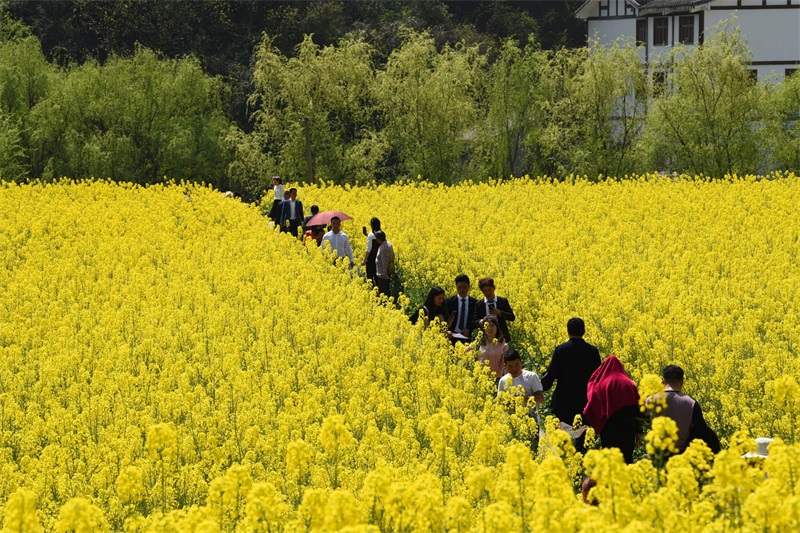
left=306, top=210, right=353, bottom=226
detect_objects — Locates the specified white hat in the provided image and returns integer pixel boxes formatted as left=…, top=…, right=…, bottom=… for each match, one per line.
left=742, top=437, right=774, bottom=459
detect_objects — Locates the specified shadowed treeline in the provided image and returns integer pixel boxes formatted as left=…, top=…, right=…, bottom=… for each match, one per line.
left=1, top=5, right=798, bottom=200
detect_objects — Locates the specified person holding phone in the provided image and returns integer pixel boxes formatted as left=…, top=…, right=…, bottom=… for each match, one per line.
left=360, top=217, right=381, bottom=283
left=373, top=230, right=394, bottom=298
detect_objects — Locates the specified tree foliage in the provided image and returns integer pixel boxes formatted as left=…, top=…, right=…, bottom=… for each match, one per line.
left=767, top=72, right=800, bottom=171
left=376, top=31, right=484, bottom=183
left=543, top=41, right=648, bottom=178
left=473, top=39, right=549, bottom=179
left=1, top=4, right=231, bottom=186
left=0, top=7, right=50, bottom=180
left=22, top=47, right=230, bottom=185
left=643, top=25, right=767, bottom=176
left=2, top=3, right=799, bottom=189
left=249, top=35, right=382, bottom=185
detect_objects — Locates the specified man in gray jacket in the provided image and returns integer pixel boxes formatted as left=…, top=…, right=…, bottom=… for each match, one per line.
left=656, top=365, right=720, bottom=453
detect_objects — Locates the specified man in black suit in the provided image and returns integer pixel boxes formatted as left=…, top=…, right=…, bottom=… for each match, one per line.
left=541, top=317, right=601, bottom=427
left=445, top=274, right=478, bottom=343
left=279, top=187, right=305, bottom=238
left=476, top=277, right=516, bottom=343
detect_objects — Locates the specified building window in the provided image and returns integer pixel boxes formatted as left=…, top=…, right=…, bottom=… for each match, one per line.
left=653, top=17, right=669, bottom=46
left=747, top=69, right=759, bottom=83
left=786, top=68, right=797, bottom=78
left=636, top=19, right=648, bottom=46
left=679, top=16, right=694, bottom=44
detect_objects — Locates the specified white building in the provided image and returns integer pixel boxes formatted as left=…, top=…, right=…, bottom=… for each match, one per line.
left=575, top=0, right=800, bottom=80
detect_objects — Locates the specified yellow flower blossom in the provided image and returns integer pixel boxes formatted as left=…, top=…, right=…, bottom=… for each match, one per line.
left=2, top=488, right=43, bottom=533
left=116, top=466, right=144, bottom=505
left=55, top=498, right=108, bottom=533
left=1, top=178, right=800, bottom=531
left=646, top=416, right=679, bottom=457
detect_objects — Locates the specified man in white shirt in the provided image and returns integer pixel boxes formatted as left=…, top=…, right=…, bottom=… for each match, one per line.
left=498, top=350, right=544, bottom=416
left=322, top=216, right=354, bottom=268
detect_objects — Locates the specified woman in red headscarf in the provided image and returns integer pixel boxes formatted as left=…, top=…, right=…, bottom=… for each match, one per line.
left=583, top=355, right=642, bottom=463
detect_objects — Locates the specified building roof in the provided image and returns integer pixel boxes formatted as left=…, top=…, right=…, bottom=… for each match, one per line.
left=636, top=0, right=713, bottom=14
left=575, top=0, right=714, bottom=18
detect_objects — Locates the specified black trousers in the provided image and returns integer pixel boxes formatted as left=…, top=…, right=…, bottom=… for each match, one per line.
left=270, top=200, right=282, bottom=223
left=375, top=276, right=391, bottom=297
left=600, top=405, right=641, bottom=464
left=282, top=219, right=301, bottom=237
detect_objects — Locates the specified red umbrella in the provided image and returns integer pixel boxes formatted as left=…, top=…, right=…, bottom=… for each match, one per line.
left=306, top=210, right=352, bottom=226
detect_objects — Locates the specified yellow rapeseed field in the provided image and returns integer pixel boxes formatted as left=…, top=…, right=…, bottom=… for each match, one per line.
left=0, top=177, right=798, bottom=532
left=305, top=174, right=800, bottom=444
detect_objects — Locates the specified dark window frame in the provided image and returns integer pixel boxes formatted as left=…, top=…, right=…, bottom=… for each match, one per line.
left=678, top=16, right=694, bottom=44
left=636, top=19, right=648, bottom=46
left=653, top=17, right=669, bottom=46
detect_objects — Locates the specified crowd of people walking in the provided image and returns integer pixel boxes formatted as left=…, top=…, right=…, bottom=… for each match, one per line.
left=413, top=273, right=722, bottom=465
left=267, top=178, right=721, bottom=466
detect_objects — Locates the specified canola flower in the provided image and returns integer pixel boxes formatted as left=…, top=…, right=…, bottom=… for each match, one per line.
left=306, top=173, right=800, bottom=444
left=0, top=177, right=797, bottom=531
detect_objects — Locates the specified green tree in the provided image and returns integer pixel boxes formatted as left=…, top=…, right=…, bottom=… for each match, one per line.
left=375, top=30, right=484, bottom=183
left=0, top=1, right=28, bottom=44
left=767, top=72, right=800, bottom=171
left=224, top=127, right=275, bottom=202
left=247, top=34, right=383, bottom=186
left=0, top=7, right=53, bottom=180
left=0, top=34, right=51, bottom=118
left=641, top=25, right=768, bottom=176
left=541, top=40, right=647, bottom=178
left=27, top=46, right=230, bottom=184
left=475, top=38, right=554, bottom=179
left=0, top=113, right=25, bottom=180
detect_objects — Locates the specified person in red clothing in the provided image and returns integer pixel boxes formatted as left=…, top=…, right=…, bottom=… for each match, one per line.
left=583, top=355, right=643, bottom=464
left=303, top=226, right=325, bottom=247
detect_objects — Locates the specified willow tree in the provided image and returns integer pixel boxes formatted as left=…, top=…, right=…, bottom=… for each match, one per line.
left=26, top=47, right=230, bottom=185
left=374, top=30, right=484, bottom=183
left=641, top=25, right=768, bottom=177
left=0, top=10, right=53, bottom=180
left=540, top=40, right=648, bottom=179
left=245, top=34, right=382, bottom=187
left=766, top=71, right=800, bottom=171
left=475, top=38, right=553, bottom=179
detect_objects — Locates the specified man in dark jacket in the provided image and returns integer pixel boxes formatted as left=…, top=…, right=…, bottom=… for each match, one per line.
left=278, top=187, right=305, bottom=238
left=302, top=204, right=320, bottom=233
left=445, top=274, right=478, bottom=343
left=541, top=317, right=602, bottom=426
left=476, top=277, right=516, bottom=343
